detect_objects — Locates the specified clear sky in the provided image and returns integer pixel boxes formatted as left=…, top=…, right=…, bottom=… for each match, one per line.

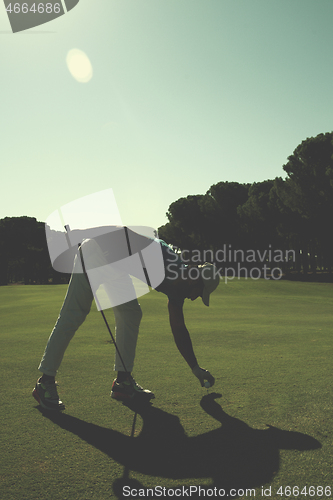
left=1, top=0, right=333, bottom=231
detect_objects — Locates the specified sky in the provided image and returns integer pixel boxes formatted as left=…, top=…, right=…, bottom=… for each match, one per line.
left=1, top=0, right=333, bottom=232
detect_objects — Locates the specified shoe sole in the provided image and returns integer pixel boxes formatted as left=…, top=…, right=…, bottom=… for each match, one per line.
left=32, top=388, right=65, bottom=411
left=111, top=391, right=133, bottom=401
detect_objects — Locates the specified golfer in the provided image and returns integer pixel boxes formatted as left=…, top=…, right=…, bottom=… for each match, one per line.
left=33, top=228, right=220, bottom=410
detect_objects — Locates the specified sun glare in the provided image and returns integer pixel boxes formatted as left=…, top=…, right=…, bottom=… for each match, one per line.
left=66, top=49, right=93, bottom=83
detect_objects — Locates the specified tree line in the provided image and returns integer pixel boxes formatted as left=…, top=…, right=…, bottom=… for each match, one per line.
left=158, top=132, right=333, bottom=278
left=0, top=216, right=69, bottom=285
left=1, top=132, right=332, bottom=285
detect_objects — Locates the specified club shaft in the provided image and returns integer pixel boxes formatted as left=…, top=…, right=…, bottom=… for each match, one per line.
left=77, top=242, right=129, bottom=374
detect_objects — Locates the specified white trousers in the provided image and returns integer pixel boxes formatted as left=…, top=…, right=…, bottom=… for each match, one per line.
left=38, top=251, right=143, bottom=376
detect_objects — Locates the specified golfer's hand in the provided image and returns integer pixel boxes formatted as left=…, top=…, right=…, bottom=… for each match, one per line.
left=192, top=365, right=215, bottom=387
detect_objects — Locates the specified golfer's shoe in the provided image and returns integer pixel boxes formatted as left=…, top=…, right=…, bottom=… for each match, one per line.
left=111, top=377, right=155, bottom=401
left=32, top=377, right=65, bottom=411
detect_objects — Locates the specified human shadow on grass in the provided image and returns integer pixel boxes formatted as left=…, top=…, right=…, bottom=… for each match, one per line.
left=37, top=393, right=321, bottom=499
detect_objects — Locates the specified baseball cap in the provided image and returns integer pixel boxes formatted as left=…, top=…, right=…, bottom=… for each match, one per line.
left=199, top=263, right=220, bottom=306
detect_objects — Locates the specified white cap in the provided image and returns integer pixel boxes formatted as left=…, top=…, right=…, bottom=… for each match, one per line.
left=199, top=263, right=220, bottom=306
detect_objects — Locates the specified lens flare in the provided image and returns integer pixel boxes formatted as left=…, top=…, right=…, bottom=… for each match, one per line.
left=66, top=49, right=93, bottom=83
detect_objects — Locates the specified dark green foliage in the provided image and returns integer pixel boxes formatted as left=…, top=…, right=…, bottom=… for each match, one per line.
left=159, top=132, right=333, bottom=275
left=0, top=216, right=69, bottom=285
left=279, top=132, right=333, bottom=272
left=206, top=181, right=250, bottom=251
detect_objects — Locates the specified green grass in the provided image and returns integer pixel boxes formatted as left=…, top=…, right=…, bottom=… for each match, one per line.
left=0, top=279, right=332, bottom=499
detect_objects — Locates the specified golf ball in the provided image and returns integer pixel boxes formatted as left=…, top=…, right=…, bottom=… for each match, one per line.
left=204, top=381, right=210, bottom=388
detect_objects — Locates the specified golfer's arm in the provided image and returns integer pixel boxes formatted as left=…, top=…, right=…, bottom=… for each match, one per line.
left=168, top=301, right=198, bottom=369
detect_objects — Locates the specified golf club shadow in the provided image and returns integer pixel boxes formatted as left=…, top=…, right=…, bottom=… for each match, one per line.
left=37, top=393, right=321, bottom=499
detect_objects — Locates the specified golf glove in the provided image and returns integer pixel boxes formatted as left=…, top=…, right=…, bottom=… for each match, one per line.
left=192, top=365, right=215, bottom=387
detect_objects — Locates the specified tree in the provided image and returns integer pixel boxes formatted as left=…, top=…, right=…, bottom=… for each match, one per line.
left=161, top=194, right=210, bottom=254
left=279, top=132, right=333, bottom=272
left=205, top=182, right=250, bottom=259
left=159, top=182, right=251, bottom=268
left=238, top=180, right=278, bottom=247
left=0, top=216, right=69, bottom=285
